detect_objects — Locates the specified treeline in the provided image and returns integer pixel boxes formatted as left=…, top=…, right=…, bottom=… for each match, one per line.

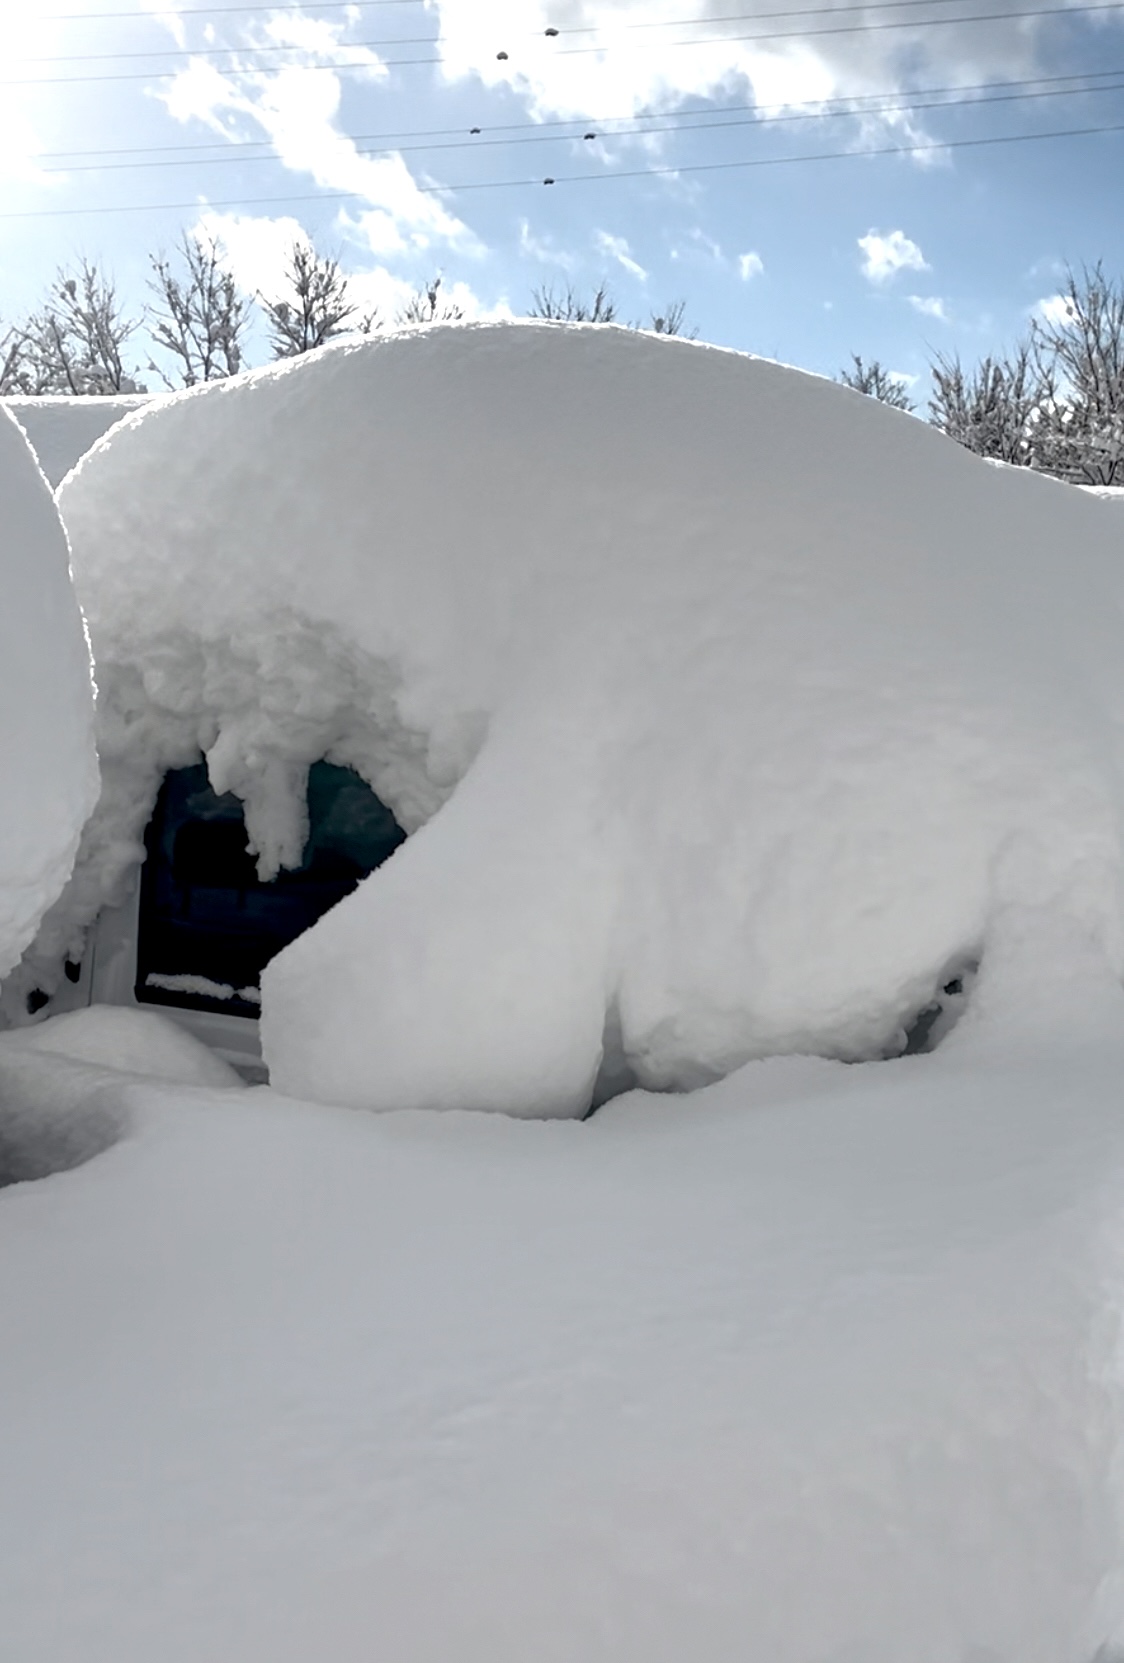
left=0, top=234, right=693, bottom=399
left=842, top=264, right=1124, bottom=488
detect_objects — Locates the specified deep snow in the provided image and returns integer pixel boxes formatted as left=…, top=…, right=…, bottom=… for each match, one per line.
left=31, top=320, right=1124, bottom=1117
left=0, top=408, right=97, bottom=984
left=2, top=937, right=1124, bottom=1661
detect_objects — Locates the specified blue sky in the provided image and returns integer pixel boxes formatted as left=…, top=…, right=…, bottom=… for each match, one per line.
left=4, top=0, right=1124, bottom=394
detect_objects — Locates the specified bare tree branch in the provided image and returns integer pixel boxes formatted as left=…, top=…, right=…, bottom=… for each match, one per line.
left=395, top=276, right=464, bottom=327
left=838, top=354, right=915, bottom=412
left=528, top=281, right=619, bottom=323
left=147, top=234, right=249, bottom=388
left=261, top=242, right=358, bottom=357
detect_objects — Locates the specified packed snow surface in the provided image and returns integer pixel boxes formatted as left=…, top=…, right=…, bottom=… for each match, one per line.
left=0, top=408, right=97, bottom=985
left=3, top=939, right=1124, bottom=1660
left=3, top=395, right=150, bottom=488
left=41, top=321, right=1124, bottom=1115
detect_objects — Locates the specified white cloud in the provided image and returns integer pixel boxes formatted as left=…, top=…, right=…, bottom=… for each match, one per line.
left=669, top=228, right=723, bottom=265
left=858, top=229, right=929, bottom=285
left=738, top=251, right=765, bottom=282
left=594, top=229, right=647, bottom=281
left=1036, top=293, right=1074, bottom=325
left=908, top=294, right=947, bottom=321
left=427, top=0, right=1115, bottom=150
left=194, top=211, right=312, bottom=297
left=0, top=0, right=79, bottom=184
left=141, top=3, right=188, bottom=50
left=0, top=105, right=49, bottom=186
left=157, top=14, right=477, bottom=263
left=518, top=219, right=577, bottom=269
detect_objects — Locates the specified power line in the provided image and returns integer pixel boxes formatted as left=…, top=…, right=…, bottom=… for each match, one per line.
left=3, top=113, right=1123, bottom=220
left=30, top=64, right=1124, bottom=163
left=10, top=1, right=1124, bottom=86
left=28, top=73, right=1124, bottom=176
left=41, top=0, right=427, bottom=17
left=19, top=0, right=1023, bottom=60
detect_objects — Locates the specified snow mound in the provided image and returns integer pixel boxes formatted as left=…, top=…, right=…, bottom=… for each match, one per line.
left=37, top=322, right=1124, bottom=1116
left=0, top=408, right=97, bottom=988
left=3, top=395, right=151, bottom=488
left=0, top=1006, right=239, bottom=1189
left=0, top=1005, right=243, bottom=1088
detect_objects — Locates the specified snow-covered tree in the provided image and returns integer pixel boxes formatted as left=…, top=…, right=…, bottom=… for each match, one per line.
left=148, top=234, right=249, bottom=388
left=928, top=341, right=1050, bottom=466
left=0, top=323, right=25, bottom=395
left=261, top=243, right=357, bottom=358
left=2, top=261, right=142, bottom=396
left=838, top=354, right=914, bottom=412
left=1030, top=264, right=1124, bottom=486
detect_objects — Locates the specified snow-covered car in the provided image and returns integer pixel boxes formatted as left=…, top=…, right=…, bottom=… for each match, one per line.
left=10, top=321, right=1124, bottom=1113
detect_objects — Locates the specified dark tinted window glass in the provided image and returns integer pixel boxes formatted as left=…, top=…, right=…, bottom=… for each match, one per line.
left=136, top=761, right=406, bottom=1017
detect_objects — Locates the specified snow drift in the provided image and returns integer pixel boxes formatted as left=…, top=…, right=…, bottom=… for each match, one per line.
left=35, top=321, right=1124, bottom=1115
left=0, top=408, right=97, bottom=985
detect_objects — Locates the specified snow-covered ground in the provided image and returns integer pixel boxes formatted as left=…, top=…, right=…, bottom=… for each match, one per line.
left=3, top=395, right=151, bottom=489
left=3, top=943, right=1124, bottom=1662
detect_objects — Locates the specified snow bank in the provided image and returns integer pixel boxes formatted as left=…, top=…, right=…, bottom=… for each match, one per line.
left=36, top=322, right=1124, bottom=1115
left=0, top=408, right=97, bottom=986
left=3, top=983, right=1124, bottom=1658
left=3, top=395, right=151, bottom=489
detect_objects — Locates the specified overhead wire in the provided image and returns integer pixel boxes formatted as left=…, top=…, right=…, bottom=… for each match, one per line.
left=8, top=0, right=1124, bottom=85
left=19, top=0, right=1041, bottom=60
left=41, top=0, right=430, bottom=17
left=25, top=71, right=1124, bottom=175
left=26, top=63, right=1124, bottom=163
left=3, top=112, right=1124, bottom=219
